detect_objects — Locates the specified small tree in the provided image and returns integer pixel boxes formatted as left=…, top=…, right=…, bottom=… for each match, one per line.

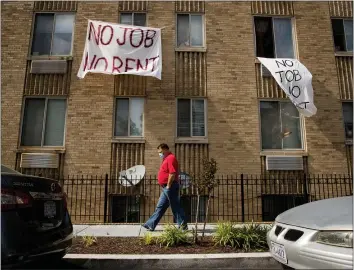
left=191, top=157, right=218, bottom=243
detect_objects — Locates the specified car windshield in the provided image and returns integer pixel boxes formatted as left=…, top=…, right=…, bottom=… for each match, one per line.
left=1, top=165, right=21, bottom=175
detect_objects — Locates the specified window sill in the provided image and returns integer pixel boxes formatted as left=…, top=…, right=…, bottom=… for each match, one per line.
left=175, top=137, right=208, bottom=144
left=334, top=51, right=353, bottom=57
left=260, top=150, right=307, bottom=156
left=175, top=47, right=207, bottom=53
left=28, top=56, right=73, bottom=61
left=112, top=137, right=145, bottom=144
left=16, top=147, right=66, bottom=154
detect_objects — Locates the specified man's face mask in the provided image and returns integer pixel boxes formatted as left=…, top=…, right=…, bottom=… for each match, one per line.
left=159, top=153, right=164, bottom=159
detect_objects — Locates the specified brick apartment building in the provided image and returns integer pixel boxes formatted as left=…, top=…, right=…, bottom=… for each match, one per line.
left=1, top=1, right=353, bottom=223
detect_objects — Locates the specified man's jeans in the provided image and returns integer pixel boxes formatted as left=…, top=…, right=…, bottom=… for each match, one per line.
left=144, top=181, right=186, bottom=230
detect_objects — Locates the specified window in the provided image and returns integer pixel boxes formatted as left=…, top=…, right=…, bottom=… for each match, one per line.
left=342, top=102, right=353, bottom=141
left=31, top=13, right=75, bottom=56
left=177, top=14, right=204, bottom=47
left=260, top=101, right=302, bottom=150
left=254, top=17, right=295, bottom=58
left=111, top=195, right=140, bottom=223
left=262, top=194, right=307, bottom=221
left=120, top=12, right=146, bottom=26
left=177, top=99, right=206, bottom=137
left=115, top=98, right=144, bottom=137
left=331, top=19, right=353, bottom=52
left=21, top=98, right=67, bottom=147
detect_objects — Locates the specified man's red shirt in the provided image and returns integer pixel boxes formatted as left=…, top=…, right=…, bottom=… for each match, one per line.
left=157, top=152, right=179, bottom=186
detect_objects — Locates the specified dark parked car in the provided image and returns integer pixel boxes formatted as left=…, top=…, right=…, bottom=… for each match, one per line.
left=1, top=165, right=73, bottom=268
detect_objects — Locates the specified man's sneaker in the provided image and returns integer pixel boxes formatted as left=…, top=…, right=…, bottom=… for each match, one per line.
left=142, top=223, right=154, bottom=231
left=178, top=223, right=188, bottom=231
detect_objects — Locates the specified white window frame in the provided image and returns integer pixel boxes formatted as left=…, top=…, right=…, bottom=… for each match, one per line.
left=29, top=12, right=76, bottom=57
left=19, top=96, right=67, bottom=147
left=114, top=97, right=145, bottom=138
left=258, top=99, right=305, bottom=151
left=331, top=18, right=353, bottom=52
left=119, top=12, right=147, bottom=26
left=176, top=13, right=205, bottom=48
left=176, top=98, right=207, bottom=138
left=253, top=16, right=297, bottom=59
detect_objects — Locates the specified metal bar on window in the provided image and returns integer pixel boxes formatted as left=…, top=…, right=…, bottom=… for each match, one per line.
left=343, top=19, right=349, bottom=51
left=190, top=99, right=193, bottom=137
left=188, top=14, right=191, bottom=46
left=279, top=102, right=284, bottom=149
left=49, top=13, right=56, bottom=56
left=41, top=98, right=49, bottom=146
left=128, top=98, right=131, bottom=136
left=272, top=18, right=277, bottom=58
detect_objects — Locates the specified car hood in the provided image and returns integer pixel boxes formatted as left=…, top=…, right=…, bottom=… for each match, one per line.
left=276, top=196, right=353, bottom=231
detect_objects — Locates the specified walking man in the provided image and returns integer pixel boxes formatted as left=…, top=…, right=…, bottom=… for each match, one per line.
left=142, top=143, right=187, bottom=231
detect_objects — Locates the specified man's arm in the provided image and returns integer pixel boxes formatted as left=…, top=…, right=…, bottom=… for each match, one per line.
left=166, top=157, right=178, bottom=188
left=167, top=173, right=175, bottom=188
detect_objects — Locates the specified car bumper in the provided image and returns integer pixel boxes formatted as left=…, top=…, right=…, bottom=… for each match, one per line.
left=1, top=210, right=73, bottom=268
left=267, top=222, right=353, bottom=269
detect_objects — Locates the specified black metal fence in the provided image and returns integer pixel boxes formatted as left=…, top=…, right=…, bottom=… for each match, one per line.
left=62, top=174, right=353, bottom=224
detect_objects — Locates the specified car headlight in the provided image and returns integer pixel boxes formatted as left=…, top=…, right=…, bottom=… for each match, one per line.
left=314, top=231, right=353, bottom=248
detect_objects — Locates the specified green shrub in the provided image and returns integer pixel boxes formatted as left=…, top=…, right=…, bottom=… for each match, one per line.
left=213, top=222, right=239, bottom=248
left=213, top=222, right=270, bottom=252
left=81, top=235, right=97, bottom=247
left=143, top=232, right=157, bottom=246
left=157, top=224, right=192, bottom=247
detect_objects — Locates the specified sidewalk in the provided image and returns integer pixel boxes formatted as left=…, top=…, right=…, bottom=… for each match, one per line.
left=73, top=223, right=272, bottom=237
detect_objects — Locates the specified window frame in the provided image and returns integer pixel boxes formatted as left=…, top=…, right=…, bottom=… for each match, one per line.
left=253, top=15, right=298, bottom=59
left=19, top=96, right=68, bottom=148
left=29, top=12, right=76, bottom=58
left=258, top=99, right=305, bottom=151
left=176, top=98, right=208, bottom=138
left=176, top=13, right=206, bottom=49
left=331, top=18, right=353, bottom=52
left=113, top=97, right=145, bottom=138
left=342, top=101, right=353, bottom=144
left=119, top=12, right=147, bottom=26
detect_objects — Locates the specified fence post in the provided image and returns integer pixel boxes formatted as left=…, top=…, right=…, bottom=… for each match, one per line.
left=241, top=174, right=245, bottom=223
left=103, top=174, right=109, bottom=223
left=303, top=174, right=309, bottom=203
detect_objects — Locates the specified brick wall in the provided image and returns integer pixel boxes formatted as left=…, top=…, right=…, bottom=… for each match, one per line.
left=1, top=0, right=352, bottom=177
left=1, top=2, right=34, bottom=169
left=294, top=1, right=349, bottom=174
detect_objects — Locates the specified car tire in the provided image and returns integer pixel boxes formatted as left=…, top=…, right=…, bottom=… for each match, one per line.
left=281, top=264, right=294, bottom=270
left=43, top=250, right=67, bottom=263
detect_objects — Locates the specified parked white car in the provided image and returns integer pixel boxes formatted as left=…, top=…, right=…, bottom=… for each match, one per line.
left=267, top=196, right=353, bottom=269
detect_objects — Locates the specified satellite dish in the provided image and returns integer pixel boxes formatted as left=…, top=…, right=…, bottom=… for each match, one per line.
left=118, top=165, right=145, bottom=187
left=179, top=172, right=191, bottom=189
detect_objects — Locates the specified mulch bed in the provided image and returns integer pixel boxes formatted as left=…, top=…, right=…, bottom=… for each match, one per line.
left=69, top=237, right=260, bottom=254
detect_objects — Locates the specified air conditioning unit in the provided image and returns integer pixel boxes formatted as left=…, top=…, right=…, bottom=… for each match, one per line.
left=20, top=153, right=59, bottom=169
left=266, top=156, right=303, bottom=171
left=261, top=64, right=272, bottom=77
left=30, top=60, right=67, bottom=74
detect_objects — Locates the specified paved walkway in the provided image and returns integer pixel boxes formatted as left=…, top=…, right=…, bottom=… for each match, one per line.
left=73, top=223, right=271, bottom=237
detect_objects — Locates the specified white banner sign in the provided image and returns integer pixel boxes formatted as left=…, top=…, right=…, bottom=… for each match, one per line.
left=258, top=57, right=317, bottom=117
left=77, top=20, right=162, bottom=80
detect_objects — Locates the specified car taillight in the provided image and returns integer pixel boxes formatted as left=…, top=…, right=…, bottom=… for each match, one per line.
left=1, top=188, right=32, bottom=211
